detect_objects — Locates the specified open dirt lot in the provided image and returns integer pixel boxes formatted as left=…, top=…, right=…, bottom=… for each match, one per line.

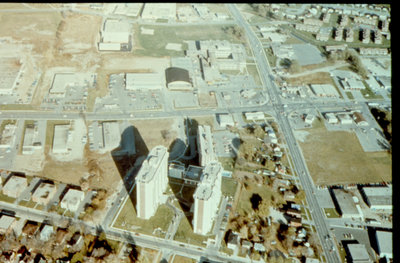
left=198, top=93, right=218, bottom=108
left=299, top=126, right=392, bottom=186
left=285, top=72, right=334, bottom=86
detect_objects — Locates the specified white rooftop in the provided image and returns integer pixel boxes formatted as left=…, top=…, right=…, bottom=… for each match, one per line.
left=125, top=73, right=164, bottom=90
left=61, top=189, right=84, bottom=207
left=50, top=73, right=93, bottom=95
left=376, top=231, right=392, bottom=258
left=347, top=244, right=372, bottom=262
left=194, top=162, right=222, bottom=200
left=104, top=19, right=131, bottom=33
left=136, top=146, right=168, bottom=183
left=53, top=124, right=70, bottom=153
left=102, top=121, right=120, bottom=150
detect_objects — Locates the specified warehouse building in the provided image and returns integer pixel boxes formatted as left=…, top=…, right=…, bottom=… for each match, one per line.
left=347, top=244, right=373, bottom=263
left=141, top=3, right=176, bottom=20
left=332, top=189, right=363, bottom=219
left=113, top=3, right=143, bottom=17
left=98, top=19, right=132, bottom=52
left=32, top=182, right=57, bottom=205
left=61, top=188, right=85, bottom=213
left=310, top=84, right=340, bottom=98
left=101, top=121, right=120, bottom=151
left=193, top=161, right=222, bottom=235
left=324, top=113, right=338, bottom=124
left=352, top=112, right=369, bottom=126
left=360, top=185, right=392, bottom=210
left=22, top=123, right=42, bottom=155
left=217, top=113, right=234, bottom=128
left=165, top=67, right=193, bottom=90
left=339, top=78, right=365, bottom=90
left=2, top=175, right=28, bottom=198
left=337, top=113, right=353, bottom=125
left=52, top=124, right=71, bottom=154
left=197, top=125, right=217, bottom=167
left=125, top=73, right=164, bottom=90
left=375, top=231, right=392, bottom=259
left=245, top=112, right=265, bottom=121
left=136, top=146, right=169, bottom=219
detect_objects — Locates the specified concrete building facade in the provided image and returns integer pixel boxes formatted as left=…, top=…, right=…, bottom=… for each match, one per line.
left=193, top=161, right=222, bottom=235
left=136, top=146, right=169, bottom=219
left=197, top=125, right=217, bottom=167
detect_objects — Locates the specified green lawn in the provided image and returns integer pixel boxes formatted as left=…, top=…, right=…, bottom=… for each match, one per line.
left=134, top=24, right=246, bottom=57
left=324, top=208, right=341, bottom=218
left=113, top=194, right=174, bottom=238
left=221, top=177, right=238, bottom=198
left=174, top=215, right=209, bottom=247
left=0, top=193, right=16, bottom=203
left=218, top=157, right=235, bottom=172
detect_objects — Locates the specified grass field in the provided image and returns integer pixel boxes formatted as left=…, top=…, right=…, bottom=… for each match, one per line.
left=324, top=208, right=341, bottom=218
left=299, top=125, right=392, bottom=185
left=134, top=24, right=245, bottom=57
left=113, top=195, right=174, bottom=238
left=174, top=214, right=209, bottom=247
left=246, top=64, right=262, bottom=86
left=221, top=177, right=238, bottom=198
left=218, top=157, right=235, bottom=172
left=345, top=91, right=354, bottom=100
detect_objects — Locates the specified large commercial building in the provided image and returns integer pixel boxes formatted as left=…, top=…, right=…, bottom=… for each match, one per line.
left=347, top=244, right=373, bottom=263
left=310, top=84, right=340, bottom=98
left=98, top=19, right=132, bottom=51
left=22, top=123, right=42, bottom=155
left=141, top=3, right=176, bottom=21
left=197, top=125, right=217, bottom=167
left=193, top=161, right=222, bottom=235
left=332, top=189, right=363, bottom=219
left=217, top=113, right=234, bottom=128
left=125, top=73, right=165, bottom=90
left=49, top=73, right=94, bottom=98
left=360, top=185, right=392, bottom=210
left=52, top=124, right=71, bottom=154
left=165, top=67, right=193, bottom=90
left=136, top=146, right=169, bottom=219
left=375, top=231, right=392, bottom=259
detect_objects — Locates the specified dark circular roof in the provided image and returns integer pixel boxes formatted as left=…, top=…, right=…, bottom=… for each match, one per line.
left=165, top=67, right=191, bottom=84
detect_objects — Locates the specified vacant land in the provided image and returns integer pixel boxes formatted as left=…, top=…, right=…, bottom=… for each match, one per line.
left=172, top=255, right=196, bottom=263
left=114, top=196, right=174, bottom=237
left=198, top=93, right=218, bottom=108
left=299, top=126, right=392, bottom=185
left=247, top=64, right=262, bottom=86
left=285, top=72, right=334, bottom=86
left=130, top=118, right=178, bottom=151
left=134, top=24, right=246, bottom=57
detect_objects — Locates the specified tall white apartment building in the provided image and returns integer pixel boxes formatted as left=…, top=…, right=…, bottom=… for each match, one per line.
left=197, top=125, right=217, bottom=167
left=193, top=161, right=222, bottom=235
left=136, top=146, right=169, bottom=219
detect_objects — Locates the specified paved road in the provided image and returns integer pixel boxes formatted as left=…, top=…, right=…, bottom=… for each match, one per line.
left=227, top=4, right=341, bottom=262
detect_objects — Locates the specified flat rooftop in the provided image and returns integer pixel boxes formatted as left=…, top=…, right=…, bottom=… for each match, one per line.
left=347, top=244, right=372, bottom=262
left=50, top=73, right=93, bottom=95
left=0, top=215, right=15, bottom=230
left=333, top=189, right=360, bottom=216
left=376, top=231, right=392, bottom=256
left=194, top=162, right=222, bottom=200
left=102, top=121, right=120, bottom=150
left=53, top=124, right=70, bottom=153
left=362, top=185, right=392, bottom=207
left=198, top=125, right=216, bottom=166
left=136, top=146, right=168, bottom=183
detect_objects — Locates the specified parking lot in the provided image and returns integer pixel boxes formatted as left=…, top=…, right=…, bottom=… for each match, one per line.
left=213, top=130, right=240, bottom=158
left=94, top=74, right=162, bottom=112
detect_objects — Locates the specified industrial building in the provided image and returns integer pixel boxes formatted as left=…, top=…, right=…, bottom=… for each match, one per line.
left=193, top=161, right=222, bottom=235
left=197, top=125, right=217, bottom=167
left=324, top=113, right=338, bottom=124
left=165, top=67, right=193, bottom=90
left=310, top=84, right=340, bottom=98
left=217, top=113, right=234, bottom=128
left=60, top=188, right=85, bottom=213
left=0, top=123, right=16, bottom=149
left=375, top=231, right=392, bottom=259
left=125, top=73, right=165, bottom=90
left=141, top=3, right=176, bottom=20
left=98, top=19, right=132, bottom=51
left=2, top=175, right=28, bottom=198
left=337, top=113, right=353, bottom=125
left=339, top=78, right=365, bottom=90
left=347, top=244, right=373, bottom=263
left=32, top=182, right=57, bottom=205
left=136, top=146, right=169, bottom=219
left=186, top=40, right=247, bottom=73
left=52, top=124, right=71, bottom=154
left=360, top=185, right=392, bottom=210
left=22, top=123, right=42, bottom=155
left=113, top=3, right=143, bottom=17
left=245, top=112, right=265, bottom=121
left=49, top=73, right=94, bottom=98
left=101, top=121, right=121, bottom=151
left=332, top=189, right=363, bottom=219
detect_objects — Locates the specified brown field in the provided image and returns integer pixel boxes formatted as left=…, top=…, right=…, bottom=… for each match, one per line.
left=171, top=255, right=196, bottom=263
left=198, top=93, right=218, bottom=108
left=285, top=72, right=334, bottom=86
left=299, top=126, right=392, bottom=185
left=130, top=118, right=178, bottom=150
